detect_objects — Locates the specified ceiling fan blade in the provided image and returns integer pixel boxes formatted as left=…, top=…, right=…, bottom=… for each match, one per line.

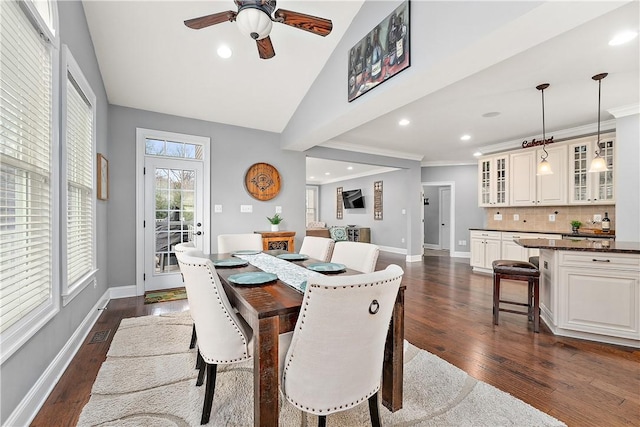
left=184, top=11, right=237, bottom=29
left=256, top=36, right=276, bottom=59
left=273, top=9, right=332, bottom=37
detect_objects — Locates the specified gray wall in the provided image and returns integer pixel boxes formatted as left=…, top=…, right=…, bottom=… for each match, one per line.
left=1, top=1, right=110, bottom=422
left=107, top=106, right=308, bottom=287
left=306, top=147, right=423, bottom=256
left=421, top=165, right=485, bottom=253
left=319, top=169, right=408, bottom=249
left=423, top=186, right=441, bottom=245
left=614, top=113, right=640, bottom=242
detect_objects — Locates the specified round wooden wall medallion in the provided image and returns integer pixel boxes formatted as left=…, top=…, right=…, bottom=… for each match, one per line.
left=244, top=162, right=281, bottom=201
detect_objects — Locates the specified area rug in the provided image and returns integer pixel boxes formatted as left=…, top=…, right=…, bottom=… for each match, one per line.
left=77, top=311, right=566, bottom=426
left=143, top=287, right=188, bottom=304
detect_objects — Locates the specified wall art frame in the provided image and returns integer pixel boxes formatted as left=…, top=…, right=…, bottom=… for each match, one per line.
left=348, top=0, right=410, bottom=102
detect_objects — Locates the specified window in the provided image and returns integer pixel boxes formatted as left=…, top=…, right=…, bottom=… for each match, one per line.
left=61, top=46, right=97, bottom=303
left=0, top=0, right=60, bottom=363
left=305, top=186, right=319, bottom=225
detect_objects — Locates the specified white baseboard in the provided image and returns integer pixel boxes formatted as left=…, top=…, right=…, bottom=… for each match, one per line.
left=378, top=245, right=407, bottom=255
left=423, top=243, right=441, bottom=250
left=451, top=251, right=471, bottom=258
left=406, top=254, right=423, bottom=263
left=109, top=284, right=138, bottom=299
left=5, top=288, right=111, bottom=427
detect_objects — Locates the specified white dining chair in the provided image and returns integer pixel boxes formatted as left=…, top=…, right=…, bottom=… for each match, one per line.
left=217, top=233, right=263, bottom=254
left=330, top=241, right=380, bottom=273
left=299, top=236, right=335, bottom=262
left=279, top=264, right=404, bottom=427
left=176, top=249, right=254, bottom=425
left=174, top=242, right=202, bottom=350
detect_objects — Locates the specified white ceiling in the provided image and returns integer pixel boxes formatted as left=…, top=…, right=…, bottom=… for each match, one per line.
left=83, top=1, right=639, bottom=182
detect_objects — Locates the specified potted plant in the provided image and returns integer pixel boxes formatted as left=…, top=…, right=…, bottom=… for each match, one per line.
left=570, top=220, right=582, bottom=234
left=267, top=213, right=283, bottom=232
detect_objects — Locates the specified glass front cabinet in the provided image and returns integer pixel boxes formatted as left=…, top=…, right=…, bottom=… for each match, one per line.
left=478, top=154, right=509, bottom=207
left=569, top=133, right=615, bottom=204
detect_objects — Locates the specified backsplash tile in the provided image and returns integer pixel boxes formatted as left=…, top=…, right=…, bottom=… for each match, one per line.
left=485, top=205, right=615, bottom=233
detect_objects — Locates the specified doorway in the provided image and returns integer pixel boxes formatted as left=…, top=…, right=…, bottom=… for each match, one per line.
left=422, top=182, right=454, bottom=256
left=136, top=128, right=211, bottom=295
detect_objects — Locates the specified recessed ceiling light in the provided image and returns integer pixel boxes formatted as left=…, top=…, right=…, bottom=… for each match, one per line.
left=217, top=45, right=232, bottom=59
left=460, top=134, right=471, bottom=141
left=473, top=151, right=483, bottom=157
left=325, top=172, right=330, bottom=175
left=482, top=112, right=501, bottom=118
left=309, top=176, right=315, bottom=179
left=347, top=166, right=353, bottom=170
left=609, top=30, right=638, bottom=46
left=398, top=119, right=410, bottom=126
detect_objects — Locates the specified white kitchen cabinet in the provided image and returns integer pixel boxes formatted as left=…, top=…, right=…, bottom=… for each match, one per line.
left=470, top=230, right=501, bottom=272
left=536, top=145, right=567, bottom=205
left=509, top=151, right=536, bottom=206
left=478, top=154, right=509, bottom=207
left=568, top=134, right=615, bottom=204
left=557, top=251, right=639, bottom=342
left=509, top=145, right=567, bottom=206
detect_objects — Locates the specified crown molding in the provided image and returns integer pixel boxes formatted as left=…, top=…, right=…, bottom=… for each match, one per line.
left=421, top=160, right=477, bottom=167
left=321, top=140, right=424, bottom=162
left=608, top=104, right=640, bottom=118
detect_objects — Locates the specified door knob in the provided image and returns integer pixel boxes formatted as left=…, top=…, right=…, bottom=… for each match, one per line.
left=196, top=231, right=202, bottom=236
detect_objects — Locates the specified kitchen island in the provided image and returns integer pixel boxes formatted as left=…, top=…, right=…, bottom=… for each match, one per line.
left=516, top=238, right=640, bottom=347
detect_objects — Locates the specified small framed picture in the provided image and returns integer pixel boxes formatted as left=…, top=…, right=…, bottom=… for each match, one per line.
left=97, top=153, right=109, bottom=200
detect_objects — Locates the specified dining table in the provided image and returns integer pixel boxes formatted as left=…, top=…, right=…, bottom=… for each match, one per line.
left=209, top=250, right=406, bottom=427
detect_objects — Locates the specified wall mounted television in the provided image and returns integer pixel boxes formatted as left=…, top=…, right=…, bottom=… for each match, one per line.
left=342, top=189, right=365, bottom=209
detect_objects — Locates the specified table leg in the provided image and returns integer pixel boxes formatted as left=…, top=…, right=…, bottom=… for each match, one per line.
left=382, top=288, right=404, bottom=412
left=254, top=316, right=279, bottom=427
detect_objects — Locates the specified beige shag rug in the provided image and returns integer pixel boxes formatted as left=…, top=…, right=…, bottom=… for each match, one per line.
left=78, top=311, right=566, bottom=426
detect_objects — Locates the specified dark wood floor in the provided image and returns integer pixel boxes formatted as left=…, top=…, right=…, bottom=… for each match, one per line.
left=32, top=253, right=639, bottom=426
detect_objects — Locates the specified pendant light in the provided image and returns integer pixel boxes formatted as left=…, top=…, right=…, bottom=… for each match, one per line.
left=589, top=73, right=609, bottom=173
left=536, top=83, right=553, bottom=175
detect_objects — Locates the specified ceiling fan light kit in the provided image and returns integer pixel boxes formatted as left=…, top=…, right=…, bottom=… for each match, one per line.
left=184, top=0, right=332, bottom=60
left=236, top=7, right=273, bottom=40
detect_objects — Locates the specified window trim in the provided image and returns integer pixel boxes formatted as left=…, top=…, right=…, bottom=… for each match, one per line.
left=60, top=45, right=98, bottom=306
left=1, top=0, right=60, bottom=365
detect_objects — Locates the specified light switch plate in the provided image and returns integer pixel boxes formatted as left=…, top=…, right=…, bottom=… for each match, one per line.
left=593, top=214, right=602, bottom=222
left=513, top=214, right=520, bottom=221
left=494, top=214, right=502, bottom=220
left=549, top=214, right=556, bottom=222
left=275, top=206, right=282, bottom=214
left=214, top=204, right=222, bottom=213
left=240, top=205, right=253, bottom=213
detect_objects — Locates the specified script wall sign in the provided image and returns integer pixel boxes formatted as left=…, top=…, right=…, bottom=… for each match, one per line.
left=244, top=163, right=281, bottom=201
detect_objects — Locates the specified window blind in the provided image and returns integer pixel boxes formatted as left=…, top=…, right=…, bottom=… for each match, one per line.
left=0, top=0, right=54, bottom=333
left=65, top=74, right=94, bottom=287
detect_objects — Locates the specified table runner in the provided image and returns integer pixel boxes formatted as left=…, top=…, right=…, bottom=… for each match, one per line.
left=234, top=252, right=322, bottom=292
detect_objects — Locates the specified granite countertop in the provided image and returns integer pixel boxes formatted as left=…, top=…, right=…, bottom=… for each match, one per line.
left=469, top=228, right=616, bottom=239
left=516, top=238, right=639, bottom=254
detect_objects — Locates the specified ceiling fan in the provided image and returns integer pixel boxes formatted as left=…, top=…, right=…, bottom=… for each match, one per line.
left=184, top=0, right=333, bottom=60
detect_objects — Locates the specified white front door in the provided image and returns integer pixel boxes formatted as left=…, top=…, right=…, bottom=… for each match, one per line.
left=136, top=129, right=210, bottom=294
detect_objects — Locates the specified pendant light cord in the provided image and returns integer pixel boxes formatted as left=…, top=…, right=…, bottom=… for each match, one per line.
left=537, top=83, right=549, bottom=160
left=592, top=73, right=608, bottom=157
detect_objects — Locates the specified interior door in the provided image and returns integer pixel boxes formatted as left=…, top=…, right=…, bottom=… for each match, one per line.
left=144, top=157, right=204, bottom=291
left=439, top=187, right=451, bottom=251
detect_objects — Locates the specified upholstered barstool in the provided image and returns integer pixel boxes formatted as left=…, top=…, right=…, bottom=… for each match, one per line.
left=492, top=260, right=540, bottom=333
